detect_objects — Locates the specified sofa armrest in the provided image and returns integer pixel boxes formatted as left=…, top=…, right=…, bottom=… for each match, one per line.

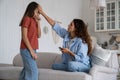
left=89, top=65, right=118, bottom=75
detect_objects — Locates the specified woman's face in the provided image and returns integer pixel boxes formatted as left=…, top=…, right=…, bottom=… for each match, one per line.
left=68, top=21, right=75, bottom=33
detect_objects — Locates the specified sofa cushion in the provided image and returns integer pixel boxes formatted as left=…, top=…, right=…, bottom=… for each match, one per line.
left=13, top=54, right=23, bottom=67
left=36, top=52, right=60, bottom=68
left=90, top=44, right=111, bottom=66
left=39, top=69, right=92, bottom=80
left=106, top=51, right=119, bottom=69
left=0, top=67, right=22, bottom=80
left=54, top=53, right=62, bottom=63
left=0, top=67, right=92, bottom=80
left=0, top=63, right=13, bottom=67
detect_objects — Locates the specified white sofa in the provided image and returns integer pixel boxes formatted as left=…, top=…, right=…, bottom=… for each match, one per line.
left=0, top=37, right=119, bottom=80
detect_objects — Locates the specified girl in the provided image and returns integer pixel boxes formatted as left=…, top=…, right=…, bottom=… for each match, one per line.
left=19, top=2, right=42, bottom=80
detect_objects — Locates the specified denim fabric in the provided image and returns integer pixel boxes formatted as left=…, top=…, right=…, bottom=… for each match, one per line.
left=52, top=61, right=91, bottom=73
left=19, top=49, right=38, bottom=80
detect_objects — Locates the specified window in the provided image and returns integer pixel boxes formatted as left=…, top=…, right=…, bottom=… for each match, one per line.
left=95, top=0, right=120, bottom=32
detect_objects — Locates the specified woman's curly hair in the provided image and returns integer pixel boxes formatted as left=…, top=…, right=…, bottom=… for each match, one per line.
left=73, top=19, right=92, bottom=55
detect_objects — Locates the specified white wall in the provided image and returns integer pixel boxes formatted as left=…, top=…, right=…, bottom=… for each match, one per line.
left=0, top=0, right=83, bottom=64
left=0, top=0, right=23, bottom=64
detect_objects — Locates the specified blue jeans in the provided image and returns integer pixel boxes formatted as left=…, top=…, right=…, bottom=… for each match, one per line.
left=52, top=61, right=91, bottom=73
left=19, top=49, right=38, bottom=80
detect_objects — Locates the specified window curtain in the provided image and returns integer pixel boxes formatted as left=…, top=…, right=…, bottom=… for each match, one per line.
left=90, top=0, right=106, bottom=10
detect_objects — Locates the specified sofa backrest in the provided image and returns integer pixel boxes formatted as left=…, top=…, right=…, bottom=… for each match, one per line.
left=13, top=52, right=61, bottom=69
left=13, top=51, right=119, bottom=69
left=36, top=52, right=61, bottom=68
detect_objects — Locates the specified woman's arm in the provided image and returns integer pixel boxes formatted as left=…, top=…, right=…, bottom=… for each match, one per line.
left=38, top=6, right=55, bottom=27
left=61, top=48, right=75, bottom=57
left=21, top=27, right=37, bottom=60
left=38, top=6, right=68, bottom=38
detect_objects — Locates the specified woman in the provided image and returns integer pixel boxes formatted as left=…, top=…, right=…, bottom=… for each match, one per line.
left=19, top=2, right=42, bottom=80
left=39, top=8, right=92, bottom=73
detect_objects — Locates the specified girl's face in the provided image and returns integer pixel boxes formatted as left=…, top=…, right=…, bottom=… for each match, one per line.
left=34, top=7, right=40, bottom=19
left=68, top=21, right=75, bottom=33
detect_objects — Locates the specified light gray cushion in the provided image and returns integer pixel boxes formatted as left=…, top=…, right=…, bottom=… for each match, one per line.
left=106, top=51, right=119, bottom=69
left=39, top=69, right=92, bottom=80
left=13, top=54, right=23, bottom=67
left=0, top=67, right=22, bottom=80
left=0, top=67, right=92, bottom=80
left=91, top=44, right=111, bottom=66
left=36, top=52, right=60, bottom=68
left=0, top=63, right=13, bottom=67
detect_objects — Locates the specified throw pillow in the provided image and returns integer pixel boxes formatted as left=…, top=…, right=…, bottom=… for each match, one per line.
left=90, top=44, right=111, bottom=66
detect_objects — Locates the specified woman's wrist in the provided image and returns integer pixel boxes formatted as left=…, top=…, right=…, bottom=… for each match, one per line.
left=68, top=50, right=75, bottom=57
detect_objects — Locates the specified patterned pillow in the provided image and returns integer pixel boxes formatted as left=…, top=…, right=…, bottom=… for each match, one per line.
left=90, top=44, right=111, bottom=66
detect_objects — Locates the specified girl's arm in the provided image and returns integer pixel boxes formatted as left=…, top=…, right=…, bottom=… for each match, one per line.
left=34, top=14, right=41, bottom=38
left=21, top=27, right=37, bottom=60
left=37, top=22, right=41, bottom=38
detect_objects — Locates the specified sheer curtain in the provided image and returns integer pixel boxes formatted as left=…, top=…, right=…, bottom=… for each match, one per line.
left=90, top=0, right=106, bottom=10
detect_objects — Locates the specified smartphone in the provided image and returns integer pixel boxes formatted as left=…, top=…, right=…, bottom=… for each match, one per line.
left=59, top=47, right=63, bottom=50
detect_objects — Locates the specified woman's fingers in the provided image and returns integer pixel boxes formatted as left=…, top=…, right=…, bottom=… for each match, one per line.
left=38, top=5, right=42, bottom=13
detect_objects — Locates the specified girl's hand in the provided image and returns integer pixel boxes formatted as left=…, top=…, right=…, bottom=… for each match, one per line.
left=31, top=51, right=38, bottom=60
left=34, top=16, right=41, bottom=23
left=34, top=6, right=41, bottom=23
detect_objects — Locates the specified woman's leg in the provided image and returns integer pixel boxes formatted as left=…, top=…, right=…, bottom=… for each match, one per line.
left=67, top=61, right=91, bottom=73
left=19, top=49, right=38, bottom=80
left=52, top=63, right=67, bottom=71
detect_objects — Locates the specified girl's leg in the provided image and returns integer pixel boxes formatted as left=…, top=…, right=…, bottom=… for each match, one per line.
left=19, top=67, right=25, bottom=80
left=67, top=61, right=91, bottom=73
left=19, top=49, right=38, bottom=80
